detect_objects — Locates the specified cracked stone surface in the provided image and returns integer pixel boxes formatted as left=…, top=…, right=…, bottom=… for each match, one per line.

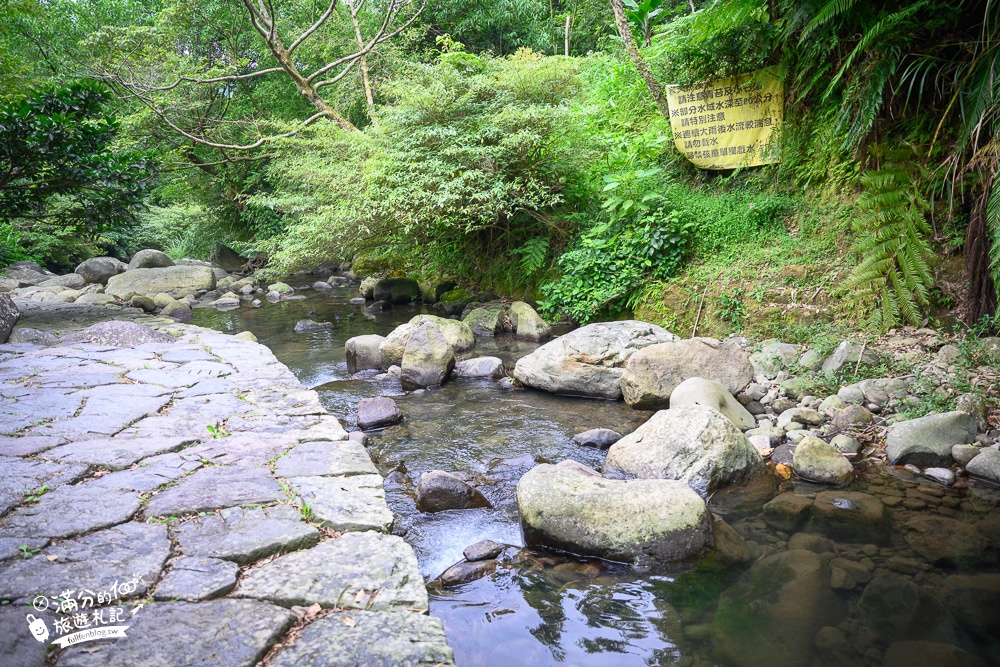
left=0, top=606, right=54, bottom=667
left=274, top=440, right=377, bottom=478
left=144, top=465, right=283, bottom=517
left=269, top=611, right=455, bottom=667
left=172, top=505, right=319, bottom=564
left=87, top=453, right=203, bottom=493
left=288, top=475, right=393, bottom=533
left=236, top=531, right=427, bottom=610
left=57, top=599, right=296, bottom=667
left=153, top=556, right=239, bottom=601
left=0, top=435, right=67, bottom=457
left=42, top=436, right=196, bottom=470
left=0, top=456, right=89, bottom=516
left=0, top=483, right=141, bottom=538
left=0, top=522, right=170, bottom=601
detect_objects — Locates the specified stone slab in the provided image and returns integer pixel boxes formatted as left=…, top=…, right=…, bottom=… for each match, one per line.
left=236, top=531, right=428, bottom=610
left=126, top=361, right=231, bottom=388
left=87, top=453, right=202, bottom=493
left=152, top=556, right=239, bottom=601
left=0, top=483, right=141, bottom=539
left=0, top=522, right=170, bottom=601
left=172, top=505, right=319, bottom=564
left=0, top=456, right=89, bottom=516
left=0, top=435, right=67, bottom=457
left=269, top=611, right=454, bottom=667
left=43, top=436, right=196, bottom=470
left=144, top=465, right=283, bottom=517
left=288, top=475, right=393, bottom=533
left=0, top=605, right=53, bottom=667
left=274, top=441, right=377, bottom=478
left=57, top=599, right=295, bottom=667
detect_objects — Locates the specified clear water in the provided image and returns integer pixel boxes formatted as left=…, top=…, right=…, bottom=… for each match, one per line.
left=194, top=276, right=1000, bottom=667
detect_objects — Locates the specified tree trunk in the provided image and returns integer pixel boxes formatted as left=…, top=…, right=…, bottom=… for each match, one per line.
left=565, top=15, right=571, bottom=56
left=609, top=0, right=671, bottom=122
left=351, top=4, right=377, bottom=124
left=967, top=173, right=998, bottom=322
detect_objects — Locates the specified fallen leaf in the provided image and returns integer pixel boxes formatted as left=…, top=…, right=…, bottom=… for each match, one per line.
left=757, top=447, right=774, bottom=457
left=306, top=603, right=322, bottom=617
left=343, top=616, right=356, bottom=628
left=775, top=464, right=792, bottom=480
left=46, top=555, right=58, bottom=561
left=354, top=589, right=366, bottom=603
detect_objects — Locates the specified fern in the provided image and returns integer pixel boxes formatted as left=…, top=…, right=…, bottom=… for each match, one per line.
left=988, top=172, right=1000, bottom=294
left=844, top=146, right=935, bottom=331
left=512, top=235, right=550, bottom=275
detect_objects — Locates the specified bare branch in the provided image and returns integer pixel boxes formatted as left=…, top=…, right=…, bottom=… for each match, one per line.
left=288, top=0, right=339, bottom=54
left=147, top=68, right=284, bottom=92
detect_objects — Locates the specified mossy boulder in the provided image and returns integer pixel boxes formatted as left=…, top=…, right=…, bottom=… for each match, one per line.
left=438, top=288, right=475, bottom=316
left=373, top=277, right=420, bottom=305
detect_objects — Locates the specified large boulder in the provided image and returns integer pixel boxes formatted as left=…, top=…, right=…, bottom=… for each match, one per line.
left=39, top=274, right=86, bottom=289
left=438, top=288, right=475, bottom=316
left=378, top=316, right=474, bottom=369
left=463, top=306, right=503, bottom=337
left=105, top=266, right=216, bottom=299
left=416, top=471, right=491, bottom=512
left=0, top=294, right=19, bottom=344
left=967, top=447, right=1000, bottom=484
left=513, top=320, right=678, bottom=399
left=372, top=277, right=420, bottom=305
left=400, top=321, right=456, bottom=390
left=712, top=550, right=843, bottom=667
left=516, top=463, right=712, bottom=566
left=3, top=266, right=49, bottom=287
left=209, top=244, right=247, bottom=273
left=453, top=356, right=505, bottom=379
left=859, top=573, right=956, bottom=644
left=749, top=340, right=800, bottom=375
left=345, top=334, right=385, bottom=374
left=668, top=377, right=755, bottom=429
left=885, top=411, right=978, bottom=467
left=75, top=256, right=126, bottom=285
left=602, top=405, right=766, bottom=498
left=792, top=436, right=854, bottom=484
left=621, top=338, right=753, bottom=409
left=128, top=249, right=174, bottom=271
left=510, top=301, right=551, bottom=341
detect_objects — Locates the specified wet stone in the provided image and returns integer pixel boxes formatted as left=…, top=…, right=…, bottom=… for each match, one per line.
left=152, top=556, right=239, bottom=601
left=0, top=521, right=170, bottom=601
left=171, top=504, right=319, bottom=564
left=0, top=483, right=140, bottom=539
left=288, top=475, right=393, bottom=533
left=268, top=610, right=454, bottom=667
left=439, top=559, right=497, bottom=586
left=274, top=440, right=377, bottom=478
left=356, top=397, right=403, bottom=430
left=763, top=493, right=813, bottom=532
left=57, top=599, right=296, bottom=667
left=463, top=539, right=504, bottom=562
left=42, top=436, right=196, bottom=470
left=810, top=491, right=888, bottom=544
left=144, top=465, right=283, bottom=517
left=236, top=531, right=428, bottom=610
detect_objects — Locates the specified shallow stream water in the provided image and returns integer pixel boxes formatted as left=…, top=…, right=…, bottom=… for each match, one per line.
left=194, top=277, right=1000, bottom=667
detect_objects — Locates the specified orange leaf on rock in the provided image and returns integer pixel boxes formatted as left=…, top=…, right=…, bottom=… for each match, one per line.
left=775, top=464, right=792, bottom=480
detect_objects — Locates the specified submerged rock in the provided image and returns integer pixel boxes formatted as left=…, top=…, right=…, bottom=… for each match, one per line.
left=294, top=319, right=333, bottom=332
left=516, top=463, right=712, bottom=566
left=513, top=320, right=677, bottom=399
left=809, top=490, right=888, bottom=543
left=416, top=471, right=491, bottom=512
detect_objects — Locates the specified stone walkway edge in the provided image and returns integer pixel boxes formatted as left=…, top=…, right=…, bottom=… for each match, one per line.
left=0, top=307, right=455, bottom=667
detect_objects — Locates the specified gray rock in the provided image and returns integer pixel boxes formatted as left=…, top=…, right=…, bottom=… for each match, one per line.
left=463, top=539, right=504, bottom=562
left=75, top=256, right=126, bottom=285
left=603, top=405, right=765, bottom=498
left=129, top=294, right=156, bottom=312
left=571, top=428, right=622, bottom=448
left=859, top=573, right=956, bottom=644
left=349, top=297, right=366, bottom=305
left=172, top=505, right=319, bottom=564
left=904, top=513, right=991, bottom=566
left=0, top=293, right=19, bottom=344
left=3, top=267, right=48, bottom=287
left=208, top=293, right=241, bottom=309
left=0, top=521, right=170, bottom=601
left=620, top=337, right=753, bottom=409
left=268, top=610, right=454, bottom=667
left=289, top=474, right=393, bottom=532
left=555, top=459, right=602, bottom=476
left=416, top=470, right=491, bottom=512
left=437, top=288, right=475, bottom=316
left=510, top=301, right=551, bottom=341
left=105, top=266, right=216, bottom=299
left=517, top=463, right=712, bottom=566
left=345, top=334, right=385, bottom=374
left=885, top=411, right=977, bottom=466
left=357, top=397, right=403, bottom=430
left=145, top=465, right=283, bottom=517
left=762, top=493, right=813, bottom=531
left=955, top=393, right=989, bottom=431
left=792, top=437, right=854, bottom=485
left=379, top=317, right=474, bottom=369
left=160, top=300, right=193, bottom=322
left=514, top=320, right=678, bottom=400
left=749, top=341, right=800, bottom=376
left=830, top=434, right=861, bottom=455
left=952, top=444, right=981, bottom=467
left=0, top=605, right=51, bottom=667
left=312, top=280, right=333, bottom=290
left=7, top=327, right=59, bottom=346
left=711, top=514, right=752, bottom=564
left=0, top=435, right=66, bottom=457
left=810, top=490, right=888, bottom=543
left=153, top=556, right=239, bottom=601
left=439, top=559, right=497, bottom=586
left=0, top=454, right=87, bottom=515
left=770, top=443, right=796, bottom=466
left=209, top=244, right=247, bottom=272
left=941, top=573, right=1000, bottom=644
left=373, top=277, right=420, bottom=304
left=453, top=356, right=505, bottom=379
left=42, top=436, right=195, bottom=470
left=798, top=348, right=824, bottom=370
left=40, top=273, right=86, bottom=289
left=61, top=320, right=173, bottom=347
left=837, top=384, right=865, bottom=404
left=88, top=452, right=202, bottom=493
left=128, top=249, right=175, bottom=271
left=294, top=319, right=333, bottom=332
left=668, top=377, right=755, bottom=429
left=966, top=447, right=1000, bottom=483
left=463, top=307, right=503, bottom=337
left=822, top=341, right=879, bottom=372
left=831, top=404, right=874, bottom=429
left=236, top=531, right=428, bottom=610
left=365, top=300, right=392, bottom=313
left=275, top=440, right=377, bottom=478
left=0, top=483, right=140, bottom=538
left=267, top=282, right=294, bottom=295
left=401, top=321, right=456, bottom=390
left=712, top=550, right=843, bottom=667
left=57, top=599, right=295, bottom=667
left=777, top=407, right=826, bottom=429
left=923, top=467, right=956, bottom=486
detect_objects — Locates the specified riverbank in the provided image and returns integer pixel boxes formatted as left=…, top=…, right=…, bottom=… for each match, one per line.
left=0, top=301, right=454, bottom=666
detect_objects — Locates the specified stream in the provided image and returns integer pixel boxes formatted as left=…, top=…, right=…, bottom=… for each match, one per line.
left=193, top=276, right=1000, bottom=667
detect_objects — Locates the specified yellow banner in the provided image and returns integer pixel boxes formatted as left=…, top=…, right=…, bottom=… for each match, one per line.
left=666, top=71, right=783, bottom=169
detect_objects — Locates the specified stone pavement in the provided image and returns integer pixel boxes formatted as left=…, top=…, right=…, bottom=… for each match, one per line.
left=0, top=303, right=454, bottom=667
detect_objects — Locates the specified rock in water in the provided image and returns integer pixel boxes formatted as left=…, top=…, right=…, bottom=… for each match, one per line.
left=74, top=256, right=126, bottom=285
left=516, top=463, right=712, bottom=566
left=967, top=447, right=1000, bottom=483
left=712, top=550, right=843, bottom=667
left=453, top=356, right=505, bottom=379
left=0, top=294, right=19, bottom=344
left=463, top=307, right=503, bottom=337
left=379, top=316, right=475, bottom=369
left=400, top=322, right=456, bottom=390
left=571, top=428, right=622, bottom=448
left=415, top=471, right=491, bottom=512
left=513, top=320, right=678, bottom=399
left=885, top=411, right=978, bottom=467
left=345, top=334, right=385, bottom=374
left=463, top=539, right=504, bottom=562
left=510, top=301, right=551, bottom=341
left=105, top=266, right=216, bottom=299
left=792, top=436, right=854, bottom=484
left=620, top=338, right=753, bottom=409
left=294, top=319, right=333, bottom=332
left=668, top=377, right=755, bottom=429
left=372, top=277, right=420, bottom=304
left=603, top=405, right=765, bottom=498
left=128, top=249, right=175, bottom=270
left=438, top=288, right=475, bottom=316
left=356, top=397, right=403, bottom=430
left=810, top=490, right=888, bottom=543
left=209, top=244, right=247, bottom=272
